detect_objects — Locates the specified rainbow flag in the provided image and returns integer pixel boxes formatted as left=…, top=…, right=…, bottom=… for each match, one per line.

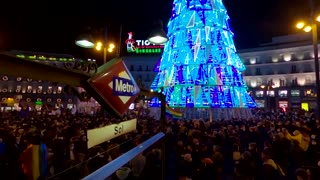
left=166, top=104, right=182, bottom=119
left=21, top=143, right=48, bottom=180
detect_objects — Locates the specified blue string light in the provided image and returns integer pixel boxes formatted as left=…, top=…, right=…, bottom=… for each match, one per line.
left=150, top=0, right=256, bottom=108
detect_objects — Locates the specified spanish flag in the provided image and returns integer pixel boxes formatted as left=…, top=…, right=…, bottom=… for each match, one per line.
left=166, top=104, right=182, bottom=119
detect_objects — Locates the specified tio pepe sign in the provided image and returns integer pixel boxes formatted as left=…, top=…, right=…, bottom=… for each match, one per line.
left=125, top=32, right=164, bottom=54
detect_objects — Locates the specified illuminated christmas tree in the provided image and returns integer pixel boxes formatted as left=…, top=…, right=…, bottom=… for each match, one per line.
left=150, top=0, right=256, bottom=110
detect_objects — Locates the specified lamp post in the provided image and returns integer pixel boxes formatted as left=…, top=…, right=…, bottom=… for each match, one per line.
left=95, top=41, right=115, bottom=64
left=148, top=20, right=168, bottom=180
left=75, top=28, right=116, bottom=64
left=295, top=0, right=320, bottom=117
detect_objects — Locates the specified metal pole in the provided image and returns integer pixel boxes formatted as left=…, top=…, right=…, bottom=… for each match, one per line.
left=103, top=47, right=107, bottom=64
left=159, top=92, right=166, bottom=180
left=309, top=0, right=320, bottom=118
left=103, top=26, right=108, bottom=64
left=267, top=86, right=269, bottom=112
left=117, top=25, right=123, bottom=57
left=312, top=23, right=320, bottom=118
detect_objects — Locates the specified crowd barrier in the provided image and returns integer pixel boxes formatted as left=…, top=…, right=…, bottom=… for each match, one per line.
left=83, top=132, right=165, bottom=180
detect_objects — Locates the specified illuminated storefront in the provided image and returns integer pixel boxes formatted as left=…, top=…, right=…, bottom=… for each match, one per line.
left=0, top=51, right=78, bottom=112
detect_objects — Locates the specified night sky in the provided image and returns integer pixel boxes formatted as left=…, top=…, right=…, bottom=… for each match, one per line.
left=0, top=0, right=318, bottom=59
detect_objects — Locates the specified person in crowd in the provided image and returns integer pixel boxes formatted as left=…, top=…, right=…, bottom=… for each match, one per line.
left=211, top=145, right=224, bottom=180
left=235, top=151, right=255, bottom=180
left=295, top=168, right=309, bottom=180
left=259, top=147, right=285, bottom=180
left=130, top=152, right=146, bottom=179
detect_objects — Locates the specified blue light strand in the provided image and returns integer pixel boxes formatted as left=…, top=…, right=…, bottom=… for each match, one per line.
left=150, top=0, right=256, bottom=109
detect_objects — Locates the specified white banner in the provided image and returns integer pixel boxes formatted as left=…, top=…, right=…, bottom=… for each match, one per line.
left=87, top=119, right=137, bottom=149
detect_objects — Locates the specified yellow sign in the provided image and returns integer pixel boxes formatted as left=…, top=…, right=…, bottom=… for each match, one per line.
left=301, top=103, right=309, bottom=112
left=87, top=119, right=137, bottom=149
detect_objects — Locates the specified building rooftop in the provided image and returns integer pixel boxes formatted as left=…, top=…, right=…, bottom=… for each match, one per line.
left=238, top=33, right=315, bottom=53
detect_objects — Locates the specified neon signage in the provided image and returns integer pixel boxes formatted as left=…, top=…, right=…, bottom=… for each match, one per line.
left=125, top=32, right=164, bottom=54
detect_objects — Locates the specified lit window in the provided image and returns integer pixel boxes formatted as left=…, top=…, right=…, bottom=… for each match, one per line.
left=267, top=90, right=275, bottom=97
left=284, top=54, right=292, bottom=61
left=57, top=86, right=62, bottom=94
left=27, top=86, right=32, bottom=93
left=16, top=85, right=21, bottom=93
left=272, top=57, right=278, bottom=63
left=47, top=86, right=53, bottom=94
left=250, top=80, right=257, bottom=88
left=255, top=91, right=264, bottom=97
left=305, top=89, right=315, bottom=97
left=2, top=76, right=8, bottom=81
left=304, top=89, right=316, bottom=97
left=279, top=90, right=288, bottom=97
left=249, top=58, right=256, bottom=64
left=37, top=86, right=43, bottom=93
left=305, top=77, right=312, bottom=85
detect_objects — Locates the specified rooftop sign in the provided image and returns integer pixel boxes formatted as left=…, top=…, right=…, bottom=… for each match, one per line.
left=125, top=32, right=164, bottom=54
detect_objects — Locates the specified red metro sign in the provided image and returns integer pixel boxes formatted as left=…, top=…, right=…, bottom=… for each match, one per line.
left=87, top=58, right=140, bottom=116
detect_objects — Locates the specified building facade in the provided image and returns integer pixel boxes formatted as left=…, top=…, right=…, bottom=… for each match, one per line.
left=0, top=51, right=81, bottom=112
left=122, top=55, right=160, bottom=89
left=240, top=34, right=320, bottom=111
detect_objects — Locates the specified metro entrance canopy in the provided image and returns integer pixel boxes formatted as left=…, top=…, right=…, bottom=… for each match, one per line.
left=0, top=52, right=141, bottom=117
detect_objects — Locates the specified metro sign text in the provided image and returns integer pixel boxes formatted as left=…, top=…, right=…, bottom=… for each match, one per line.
left=112, top=77, right=136, bottom=96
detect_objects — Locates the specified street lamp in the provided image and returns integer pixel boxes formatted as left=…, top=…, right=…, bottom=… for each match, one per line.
left=95, top=41, right=116, bottom=63
left=75, top=33, right=95, bottom=48
left=148, top=20, right=169, bottom=45
left=295, top=1, right=320, bottom=117
left=76, top=26, right=117, bottom=64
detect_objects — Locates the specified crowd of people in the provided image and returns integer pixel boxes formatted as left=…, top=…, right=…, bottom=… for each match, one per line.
left=0, top=108, right=161, bottom=180
left=0, top=108, right=320, bottom=180
left=163, top=110, right=320, bottom=180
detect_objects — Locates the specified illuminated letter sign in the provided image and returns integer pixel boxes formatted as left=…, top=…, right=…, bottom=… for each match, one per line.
left=125, top=32, right=165, bottom=54
left=88, top=58, right=140, bottom=116
left=112, top=77, right=136, bottom=96
left=87, top=119, right=137, bottom=148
